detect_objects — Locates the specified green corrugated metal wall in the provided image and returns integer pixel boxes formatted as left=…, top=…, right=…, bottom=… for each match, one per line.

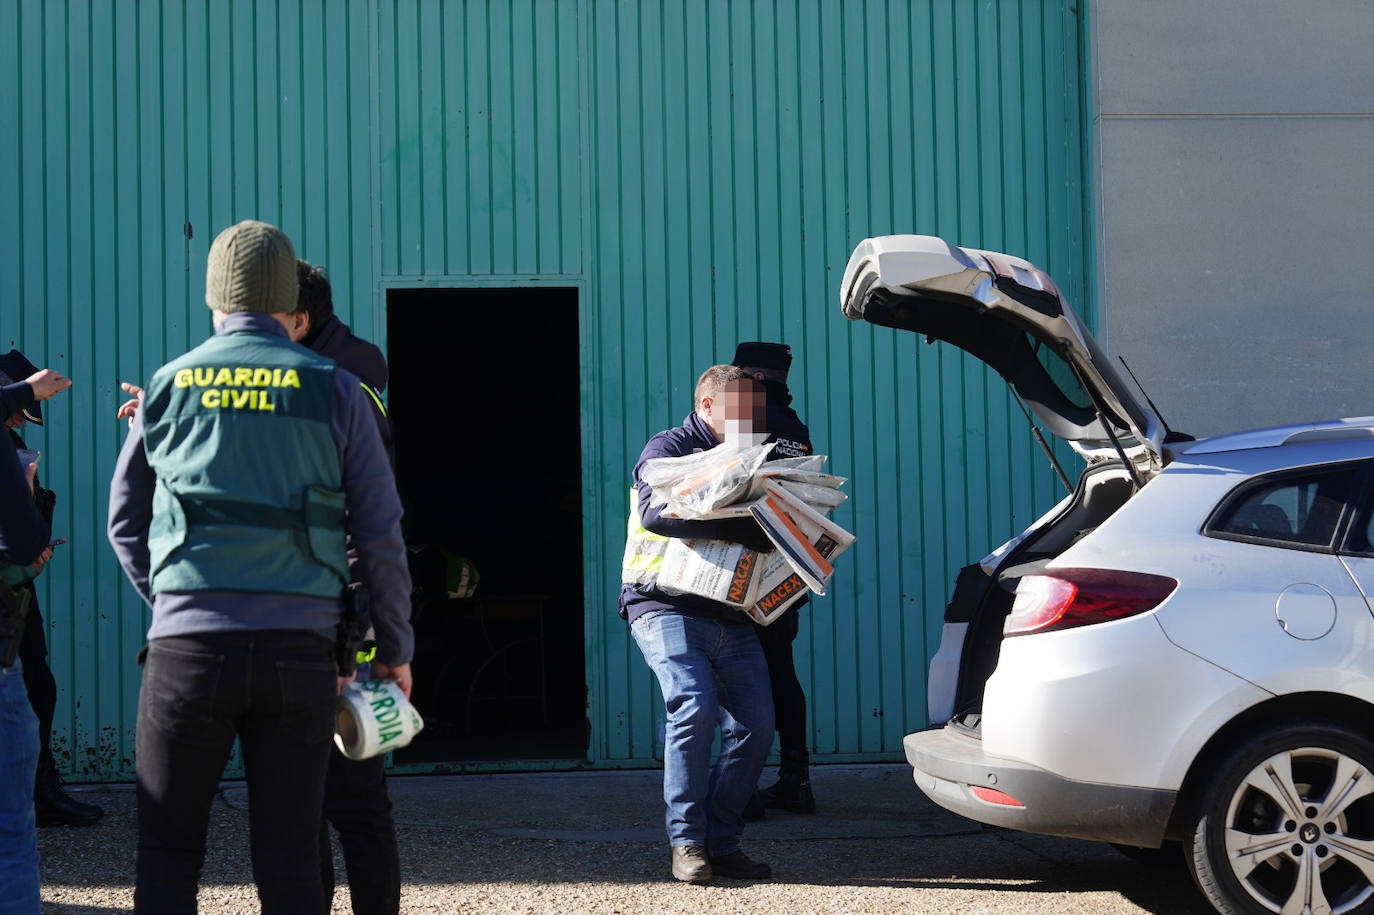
left=0, top=0, right=1088, bottom=780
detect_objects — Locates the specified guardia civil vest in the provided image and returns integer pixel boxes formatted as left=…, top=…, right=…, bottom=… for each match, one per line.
left=141, top=329, right=349, bottom=598
left=621, top=487, right=671, bottom=586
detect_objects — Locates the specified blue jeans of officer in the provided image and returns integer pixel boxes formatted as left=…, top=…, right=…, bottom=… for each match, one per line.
left=0, top=658, right=41, bottom=915
left=631, top=611, right=774, bottom=855
left=134, top=631, right=337, bottom=914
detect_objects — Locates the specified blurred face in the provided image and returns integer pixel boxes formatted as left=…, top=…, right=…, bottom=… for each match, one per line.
left=701, top=378, right=766, bottom=442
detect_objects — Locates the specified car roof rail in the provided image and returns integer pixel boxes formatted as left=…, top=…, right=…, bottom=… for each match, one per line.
left=1282, top=425, right=1374, bottom=445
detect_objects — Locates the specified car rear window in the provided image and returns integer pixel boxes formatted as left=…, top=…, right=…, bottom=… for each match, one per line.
left=1026, top=333, right=1094, bottom=412
left=1206, top=465, right=1361, bottom=551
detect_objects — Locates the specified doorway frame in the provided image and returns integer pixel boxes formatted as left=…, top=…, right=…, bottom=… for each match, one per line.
left=375, top=274, right=602, bottom=775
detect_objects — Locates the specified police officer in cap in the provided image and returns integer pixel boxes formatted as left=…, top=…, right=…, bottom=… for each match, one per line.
left=108, top=219, right=414, bottom=912
left=732, top=342, right=817, bottom=817
left=0, top=349, right=103, bottom=828
left=0, top=359, right=71, bottom=910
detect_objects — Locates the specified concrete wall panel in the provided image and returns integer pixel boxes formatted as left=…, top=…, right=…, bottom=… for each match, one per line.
left=1094, top=1, right=1374, bottom=439
left=1095, top=0, right=1374, bottom=116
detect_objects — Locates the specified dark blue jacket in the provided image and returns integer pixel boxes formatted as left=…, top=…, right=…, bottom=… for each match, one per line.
left=307, top=314, right=392, bottom=457
left=0, top=424, right=47, bottom=569
left=0, top=379, right=36, bottom=424
left=762, top=380, right=812, bottom=458
left=618, top=412, right=766, bottom=624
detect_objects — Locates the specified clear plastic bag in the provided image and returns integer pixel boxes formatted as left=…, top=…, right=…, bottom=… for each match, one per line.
left=640, top=442, right=774, bottom=519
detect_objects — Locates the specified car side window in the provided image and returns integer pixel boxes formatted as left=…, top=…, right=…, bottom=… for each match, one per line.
left=1342, top=481, right=1374, bottom=556
left=1206, top=465, right=1361, bottom=551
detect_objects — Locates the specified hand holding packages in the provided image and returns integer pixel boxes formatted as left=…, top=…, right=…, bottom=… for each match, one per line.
left=641, top=442, right=856, bottom=625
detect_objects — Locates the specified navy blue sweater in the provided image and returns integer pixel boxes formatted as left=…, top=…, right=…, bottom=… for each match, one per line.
left=618, top=412, right=765, bottom=624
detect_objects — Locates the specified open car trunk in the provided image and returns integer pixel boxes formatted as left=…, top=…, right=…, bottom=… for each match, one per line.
left=931, top=461, right=1137, bottom=728
left=839, top=235, right=1172, bottom=728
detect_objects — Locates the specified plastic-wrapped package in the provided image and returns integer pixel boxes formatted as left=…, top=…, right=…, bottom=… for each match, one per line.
left=656, top=538, right=763, bottom=608
left=776, top=479, right=848, bottom=511
left=757, top=467, right=848, bottom=489
left=749, top=481, right=857, bottom=597
left=640, top=442, right=774, bottom=519
left=757, top=454, right=827, bottom=473
left=637, top=444, right=857, bottom=621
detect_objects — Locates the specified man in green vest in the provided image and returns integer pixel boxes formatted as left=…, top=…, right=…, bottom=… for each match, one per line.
left=108, top=219, right=414, bottom=914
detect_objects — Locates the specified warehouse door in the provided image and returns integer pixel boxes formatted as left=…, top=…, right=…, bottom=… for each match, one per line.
left=385, top=287, right=586, bottom=764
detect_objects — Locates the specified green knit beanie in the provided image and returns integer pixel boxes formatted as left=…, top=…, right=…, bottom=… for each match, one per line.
left=205, top=220, right=298, bottom=314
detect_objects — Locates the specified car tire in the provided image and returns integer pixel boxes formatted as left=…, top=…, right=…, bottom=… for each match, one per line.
left=1111, top=840, right=1184, bottom=869
left=1187, top=724, right=1374, bottom=915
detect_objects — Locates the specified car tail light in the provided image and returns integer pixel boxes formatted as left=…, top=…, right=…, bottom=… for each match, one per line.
left=1004, top=568, right=1177, bottom=637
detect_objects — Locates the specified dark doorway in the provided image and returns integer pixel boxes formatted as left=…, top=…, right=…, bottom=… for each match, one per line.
left=386, top=286, right=586, bottom=764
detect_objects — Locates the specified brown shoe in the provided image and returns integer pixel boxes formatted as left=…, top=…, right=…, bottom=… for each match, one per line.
left=671, top=845, right=712, bottom=884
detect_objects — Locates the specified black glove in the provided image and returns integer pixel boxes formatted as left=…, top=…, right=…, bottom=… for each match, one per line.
left=724, top=518, right=776, bottom=555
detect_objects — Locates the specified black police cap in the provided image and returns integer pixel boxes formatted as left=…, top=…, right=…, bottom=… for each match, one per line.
left=731, top=341, right=792, bottom=373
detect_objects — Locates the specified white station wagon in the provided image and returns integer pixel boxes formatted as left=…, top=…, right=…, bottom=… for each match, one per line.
left=841, top=234, right=1374, bottom=915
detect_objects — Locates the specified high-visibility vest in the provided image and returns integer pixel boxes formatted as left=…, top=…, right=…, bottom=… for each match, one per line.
left=621, top=487, right=671, bottom=586
left=141, top=329, right=349, bottom=599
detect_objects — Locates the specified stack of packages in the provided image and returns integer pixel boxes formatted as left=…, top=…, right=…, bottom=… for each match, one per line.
left=640, top=442, right=855, bottom=626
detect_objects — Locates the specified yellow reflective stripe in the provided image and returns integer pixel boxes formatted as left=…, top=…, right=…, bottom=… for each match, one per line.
left=623, top=486, right=671, bottom=583
left=626, top=487, right=669, bottom=540
left=624, top=553, right=665, bottom=573
left=359, top=382, right=387, bottom=417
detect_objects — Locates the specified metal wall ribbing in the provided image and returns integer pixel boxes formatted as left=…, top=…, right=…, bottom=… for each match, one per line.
left=0, top=0, right=1087, bottom=779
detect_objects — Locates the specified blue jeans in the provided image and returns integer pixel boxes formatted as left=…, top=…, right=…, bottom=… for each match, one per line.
left=0, top=659, right=41, bottom=915
left=631, top=611, right=774, bottom=855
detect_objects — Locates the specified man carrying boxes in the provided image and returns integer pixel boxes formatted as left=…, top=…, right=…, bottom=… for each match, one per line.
left=619, top=365, right=777, bottom=884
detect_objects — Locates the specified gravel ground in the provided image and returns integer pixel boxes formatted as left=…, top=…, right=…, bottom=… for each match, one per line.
left=38, top=765, right=1213, bottom=914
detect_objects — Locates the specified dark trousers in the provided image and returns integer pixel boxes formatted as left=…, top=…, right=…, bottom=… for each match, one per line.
left=319, top=749, right=400, bottom=915
left=134, top=630, right=337, bottom=915
left=16, top=587, right=57, bottom=785
left=757, top=608, right=808, bottom=768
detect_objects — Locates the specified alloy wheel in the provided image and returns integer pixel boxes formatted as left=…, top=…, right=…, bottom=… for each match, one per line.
left=1221, top=746, right=1374, bottom=914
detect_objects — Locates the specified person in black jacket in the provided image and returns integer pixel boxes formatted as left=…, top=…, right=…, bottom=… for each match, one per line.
left=0, top=349, right=102, bottom=828
left=294, top=261, right=391, bottom=456
left=732, top=342, right=817, bottom=817
left=292, top=260, right=402, bottom=915
left=0, top=359, right=70, bottom=909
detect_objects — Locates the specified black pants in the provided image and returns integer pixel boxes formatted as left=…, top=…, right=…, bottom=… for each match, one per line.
left=320, top=749, right=400, bottom=915
left=134, top=630, right=336, bottom=915
left=16, top=586, right=57, bottom=782
left=757, top=607, right=807, bottom=765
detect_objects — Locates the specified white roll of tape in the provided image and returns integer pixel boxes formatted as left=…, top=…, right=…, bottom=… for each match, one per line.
left=335, top=679, right=425, bottom=760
